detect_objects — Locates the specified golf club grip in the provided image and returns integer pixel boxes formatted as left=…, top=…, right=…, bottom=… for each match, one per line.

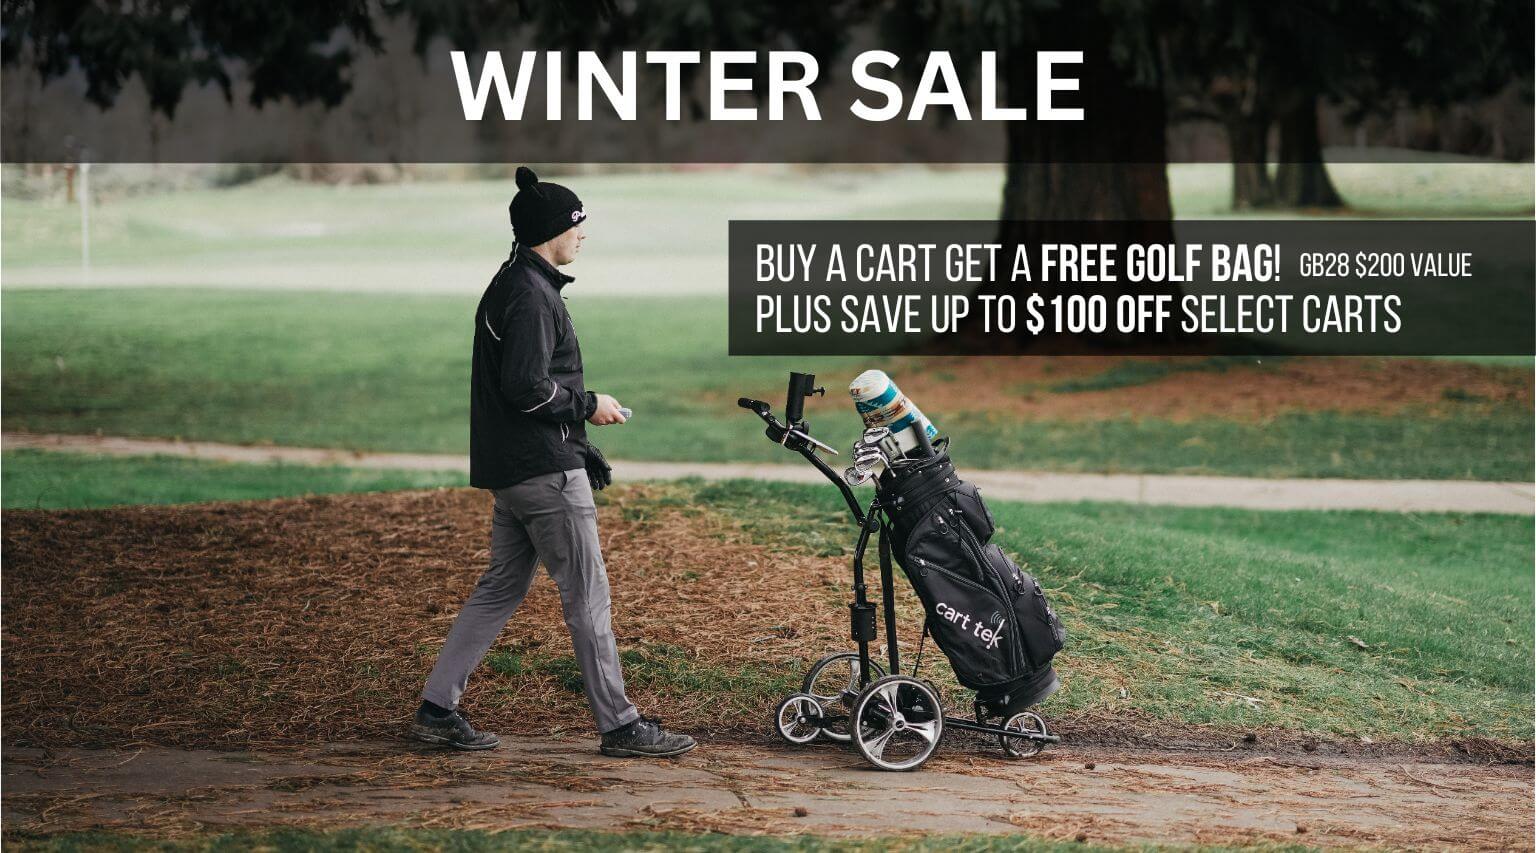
left=913, top=423, right=936, bottom=458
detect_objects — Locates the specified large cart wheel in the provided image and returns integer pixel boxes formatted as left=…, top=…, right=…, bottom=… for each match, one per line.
left=850, top=675, right=944, bottom=771
left=999, top=711, right=1050, bottom=758
left=802, top=653, right=886, bottom=742
left=775, top=693, right=824, bottom=745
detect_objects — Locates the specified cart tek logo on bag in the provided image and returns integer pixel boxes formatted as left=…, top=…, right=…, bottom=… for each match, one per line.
left=935, top=602, right=1007, bottom=651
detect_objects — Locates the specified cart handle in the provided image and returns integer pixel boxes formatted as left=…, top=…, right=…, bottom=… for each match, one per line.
left=737, top=395, right=865, bottom=526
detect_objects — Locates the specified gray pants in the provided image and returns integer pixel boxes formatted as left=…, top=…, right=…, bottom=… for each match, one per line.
left=422, top=469, right=639, bottom=733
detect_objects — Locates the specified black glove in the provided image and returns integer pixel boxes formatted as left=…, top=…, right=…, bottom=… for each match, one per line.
left=584, top=442, right=613, bottom=491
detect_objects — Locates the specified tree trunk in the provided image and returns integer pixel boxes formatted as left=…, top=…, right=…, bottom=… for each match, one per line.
left=999, top=160, right=1173, bottom=223
left=995, top=6, right=1173, bottom=227
left=978, top=34, right=1178, bottom=351
left=1227, top=114, right=1274, bottom=210
left=1274, top=94, right=1343, bottom=208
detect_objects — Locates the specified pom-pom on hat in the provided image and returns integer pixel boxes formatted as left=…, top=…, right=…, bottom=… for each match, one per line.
left=508, top=166, right=587, bottom=248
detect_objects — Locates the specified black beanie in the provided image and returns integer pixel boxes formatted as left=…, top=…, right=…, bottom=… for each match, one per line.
left=508, top=166, right=586, bottom=248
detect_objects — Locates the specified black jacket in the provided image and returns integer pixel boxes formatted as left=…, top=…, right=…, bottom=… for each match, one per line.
left=470, top=246, right=598, bottom=489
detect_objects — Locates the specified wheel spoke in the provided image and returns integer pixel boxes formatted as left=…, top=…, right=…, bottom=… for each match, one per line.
left=783, top=706, right=806, bottom=734
left=907, top=719, right=939, bottom=744
left=865, top=725, right=896, bottom=760
left=876, top=682, right=901, bottom=714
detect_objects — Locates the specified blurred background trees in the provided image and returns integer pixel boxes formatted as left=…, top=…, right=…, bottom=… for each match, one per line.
left=4, top=0, right=1529, bottom=224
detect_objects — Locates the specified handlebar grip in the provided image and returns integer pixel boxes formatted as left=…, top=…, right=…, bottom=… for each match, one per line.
left=738, top=397, right=771, bottom=414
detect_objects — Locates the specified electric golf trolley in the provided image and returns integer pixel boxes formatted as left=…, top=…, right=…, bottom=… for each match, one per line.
left=739, top=372, right=1065, bottom=772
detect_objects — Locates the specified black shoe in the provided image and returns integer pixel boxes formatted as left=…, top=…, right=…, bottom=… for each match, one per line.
left=408, top=706, right=500, bottom=750
left=600, top=716, right=696, bottom=758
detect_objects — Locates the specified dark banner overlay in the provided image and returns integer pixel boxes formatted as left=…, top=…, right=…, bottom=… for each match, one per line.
left=728, top=221, right=1535, bottom=357
left=2, top=2, right=1529, bottom=164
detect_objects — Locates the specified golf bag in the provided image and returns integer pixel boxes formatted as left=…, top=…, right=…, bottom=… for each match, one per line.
left=878, top=449, right=1065, bottom=716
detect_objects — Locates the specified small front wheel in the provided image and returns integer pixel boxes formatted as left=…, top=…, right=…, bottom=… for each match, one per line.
left=775, top=693, right=824, bottom=745
left=851, top=675, right=944, bottom=771
left=999, top=711, right=1050, bottom=758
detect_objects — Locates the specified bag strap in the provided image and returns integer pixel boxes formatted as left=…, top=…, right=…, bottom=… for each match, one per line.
left=911, top=619, right=929, bottom=677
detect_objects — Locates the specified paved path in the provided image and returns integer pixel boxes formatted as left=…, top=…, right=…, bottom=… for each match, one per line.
left=3, top=740, right=1530, bottom=847
left=5, top=432, right=1532, bottom=515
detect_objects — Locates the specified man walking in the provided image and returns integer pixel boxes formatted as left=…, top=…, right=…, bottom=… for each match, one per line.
left=411, top=167, right=695, bottom=758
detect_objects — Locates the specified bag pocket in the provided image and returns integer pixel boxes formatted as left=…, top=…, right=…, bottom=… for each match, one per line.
left=892, top=474, right=1064, bottom=686
left=971, top=541, right=1065, bottom=671
left=909, top=559, right=1020, bottom=688
left=887, top=472, right=995, bottom=548
left=948, top=482, right=996, bottom=543
left=904, top=515, right=1023, bottom=688
left=997, top=551, right=1066, bottom=669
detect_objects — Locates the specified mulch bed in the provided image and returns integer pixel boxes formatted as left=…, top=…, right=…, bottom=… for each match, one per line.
left=1, top=485, right=855, bottom=750
left=859, top=356, right=1531, bottom=422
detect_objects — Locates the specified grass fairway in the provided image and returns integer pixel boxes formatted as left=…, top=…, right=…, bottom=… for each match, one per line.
left=5, top=163, right=1531, bottom=277
left=1, top=450, right=466, bottom=509
left=4, top=288, right=1531, bottom=481
left=699, top=480, right=1533, bottom=742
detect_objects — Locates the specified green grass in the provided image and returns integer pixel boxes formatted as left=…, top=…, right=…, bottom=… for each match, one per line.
left=695, top=480, right=1534, bottom=741
left=0, top=827, right=1247, bottom=853
left=0, top=450, right=465, bottom=509
left=4, top=288, right=1530, bottom=481
left=0, top=287, right=861, bottom=455
left=1167, top=158, right=1535, bottom=219
left=0, top=168, right=1003, bottom=274
left=945, top=410, right=1533, bottom=480
left=4, top=163, right=1530, bottom=280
